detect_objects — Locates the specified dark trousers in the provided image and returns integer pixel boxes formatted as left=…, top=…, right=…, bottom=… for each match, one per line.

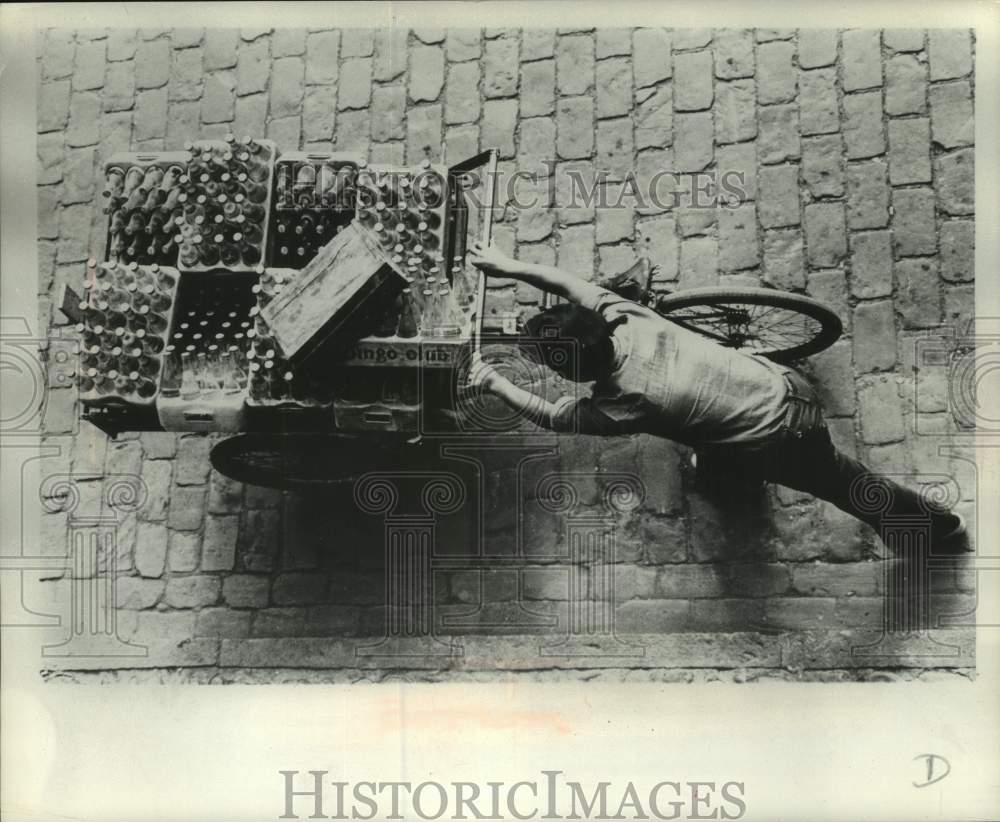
left=700, top=368, right=962, bottom=541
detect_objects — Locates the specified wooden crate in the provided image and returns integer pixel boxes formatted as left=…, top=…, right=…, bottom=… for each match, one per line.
left=261, top=222, right=406, bottom=363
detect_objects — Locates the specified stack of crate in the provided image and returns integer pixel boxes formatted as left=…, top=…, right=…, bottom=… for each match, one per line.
left=72, top=140, right=495, bottom=437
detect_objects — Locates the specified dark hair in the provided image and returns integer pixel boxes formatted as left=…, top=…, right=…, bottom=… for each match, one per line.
left=519, top=304, right=615, bottom=381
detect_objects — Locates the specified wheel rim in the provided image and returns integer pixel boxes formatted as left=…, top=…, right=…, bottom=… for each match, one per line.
left=664, top=300, right=828, bottom=356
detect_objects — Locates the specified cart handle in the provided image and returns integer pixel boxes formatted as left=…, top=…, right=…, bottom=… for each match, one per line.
left=472, top=149, right=499, bottom=356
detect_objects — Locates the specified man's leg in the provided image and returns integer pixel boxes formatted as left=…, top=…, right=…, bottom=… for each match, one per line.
left=759, top=367, right=965, bottom=546
left=763, top=426, right=965, bottom=544
left=692, top=447, right=766, bottom=496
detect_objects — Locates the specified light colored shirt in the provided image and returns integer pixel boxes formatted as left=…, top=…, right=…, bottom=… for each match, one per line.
left=551, top=288, right=790, bottom=447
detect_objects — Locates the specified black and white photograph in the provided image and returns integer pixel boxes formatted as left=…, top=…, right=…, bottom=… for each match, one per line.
left=2, top=2, right=998, bottom=820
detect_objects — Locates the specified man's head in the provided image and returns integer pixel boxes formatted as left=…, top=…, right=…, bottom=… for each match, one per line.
left=519, top=304, right=616, bottom=382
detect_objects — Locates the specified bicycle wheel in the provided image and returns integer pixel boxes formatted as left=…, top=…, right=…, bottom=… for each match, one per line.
left=654, top=286, right=843, bottom=362
left=210, top=433, right=436, bottom=490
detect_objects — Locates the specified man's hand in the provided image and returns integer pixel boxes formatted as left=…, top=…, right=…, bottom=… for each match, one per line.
left=470, top=240, right=605, bottom=308
left=463, top=351, right=563, bottom=430
left=466, top=353, right=503, bottom=394
left=468, top=240, right=519, bottom=278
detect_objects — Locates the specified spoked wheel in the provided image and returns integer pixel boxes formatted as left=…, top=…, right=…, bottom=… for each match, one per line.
left=210, top=433, right=439, bottom=491
left=654, top=286, right=843, bottom=362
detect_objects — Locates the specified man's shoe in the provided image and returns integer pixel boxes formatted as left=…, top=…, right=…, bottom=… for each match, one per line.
left=935, top=514, right=973, bottom=554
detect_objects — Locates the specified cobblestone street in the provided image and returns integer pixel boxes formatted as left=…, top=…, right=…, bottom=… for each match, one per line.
left=34, top=26, right=977, bottom=680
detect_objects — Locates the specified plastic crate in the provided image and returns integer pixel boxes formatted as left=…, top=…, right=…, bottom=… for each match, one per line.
left=76, top=260, right=180, bottom=407
left=355, top=162, right=453, bottom=273
left=101, top=151, right=192, bottom=267
left=155, top=271, right=256, bottom=432
left=332, top=399, right=421, bottom=432
left=173, top=138, right=276, bottom=273
left=267, top=151, right=360, bottom=269
left=245, top=267, right=334, bottom=408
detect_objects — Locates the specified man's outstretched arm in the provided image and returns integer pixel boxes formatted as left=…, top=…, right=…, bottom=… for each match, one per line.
left=467, top=356, right=565, bottom=430
left=468, top=241, right=607, bottom=307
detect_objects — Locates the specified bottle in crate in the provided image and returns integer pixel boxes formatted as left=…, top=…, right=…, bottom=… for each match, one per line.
left=397, top=288, right=420, bottom=339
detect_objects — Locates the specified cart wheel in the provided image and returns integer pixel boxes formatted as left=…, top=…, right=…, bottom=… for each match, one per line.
left=654, top=286, right=843, bottom=362
left=210, top=433, right=437, bottom=491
